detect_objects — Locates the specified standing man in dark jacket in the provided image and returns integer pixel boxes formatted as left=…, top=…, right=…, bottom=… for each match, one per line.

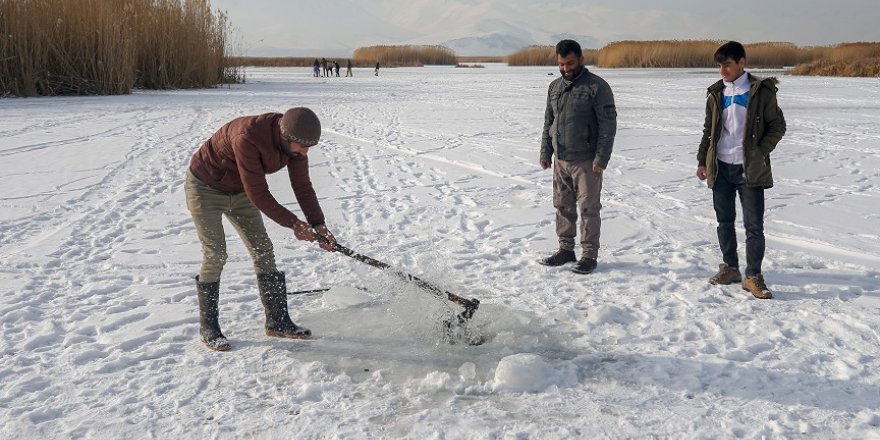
left=697, top=41, right=786, bottom=299
left=538, top=39, right=617, bottom=274
left=186, top=107, right=337, bottom=351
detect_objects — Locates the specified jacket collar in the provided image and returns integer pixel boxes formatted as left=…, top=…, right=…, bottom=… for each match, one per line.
left=724, top=71, right=751, bottom=90
left=273, top=114, right=293, bottom=158
left=562, top=66, right=589, bottom=86
left=708, top=71, right=774, bottom=95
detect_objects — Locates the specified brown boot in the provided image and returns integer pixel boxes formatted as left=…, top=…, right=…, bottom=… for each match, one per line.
left=709, top=263, right=742, bottom=285
left=742, top=274, right=773, bottom=299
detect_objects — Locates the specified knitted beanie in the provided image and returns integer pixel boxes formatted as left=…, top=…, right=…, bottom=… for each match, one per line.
left=280, top=107, right=321, bottom=146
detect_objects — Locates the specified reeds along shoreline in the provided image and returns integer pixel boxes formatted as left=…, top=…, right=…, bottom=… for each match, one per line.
left=506, top=46, right=598, bottom=66
left=0, top=0, right=240, bottom=97
left=352, top=45, right=457, bottom=67
left=791, top=43, right=880, bottom=76
left=228, top=57, right=375, bottom=68
left=229, top=46, right=459, bottom=69
left=3, top=13, right=878, bottom=99
left=598, top=41, right=827, bottom=68
left=790, top=58, right=880, bottom=77
left=506, top=40, right=880, bottom=76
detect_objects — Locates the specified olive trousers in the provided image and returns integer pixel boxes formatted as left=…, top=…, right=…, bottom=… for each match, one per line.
left=185, top=169, right=277, bottom=283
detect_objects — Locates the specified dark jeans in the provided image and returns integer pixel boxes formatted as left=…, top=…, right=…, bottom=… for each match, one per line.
left=712, top=161, right=765, bottom=276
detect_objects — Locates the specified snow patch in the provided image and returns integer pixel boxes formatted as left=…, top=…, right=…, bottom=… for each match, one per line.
left=490, top=353, right=578, bottom=393
left=585, top=304, right=635, bottom=326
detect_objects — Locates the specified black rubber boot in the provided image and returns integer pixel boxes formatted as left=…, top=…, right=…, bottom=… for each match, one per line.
left=258, top=271, right=311, bottom=339
left=196, top=276, right=230, bottom=351
left=538, top=249, right=577, bottom=266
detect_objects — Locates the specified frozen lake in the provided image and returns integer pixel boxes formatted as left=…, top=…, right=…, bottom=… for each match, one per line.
left=1, top=64, right=879, bottom=438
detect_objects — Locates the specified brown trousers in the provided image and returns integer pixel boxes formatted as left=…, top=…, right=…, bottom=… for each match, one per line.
left=185, top=169, right=277, bottom=283
left=553, top=158, right=603, bottom=259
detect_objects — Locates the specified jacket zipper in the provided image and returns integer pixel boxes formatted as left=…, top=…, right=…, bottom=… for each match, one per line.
left=742, top=75, right=762, bottom=185
left=710, top=91, right=721, bottom=180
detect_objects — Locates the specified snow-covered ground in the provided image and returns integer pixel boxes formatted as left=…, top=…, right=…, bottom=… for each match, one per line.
left=1, top=64, right=879, bottom=439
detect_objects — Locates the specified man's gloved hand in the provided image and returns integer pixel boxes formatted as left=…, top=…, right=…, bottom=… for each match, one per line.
left=314, top=224, right=336, bottom=252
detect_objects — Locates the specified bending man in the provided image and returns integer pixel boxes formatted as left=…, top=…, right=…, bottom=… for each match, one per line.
left=185, top=107, right=336, bottom=351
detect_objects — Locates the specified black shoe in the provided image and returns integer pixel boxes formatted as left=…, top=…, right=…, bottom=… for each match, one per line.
left=571, top=257, right=598, bottom=274
left=538, top=249, right=577, bottom=266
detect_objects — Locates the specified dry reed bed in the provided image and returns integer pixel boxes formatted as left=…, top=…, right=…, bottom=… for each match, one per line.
left=792, top=43, right=880, bottom=76
left=352, top=45, right=456, bottom=67
left=506, top=40, right=879, bottom=76
left=0, top=0, right=239, bottom=97
left=507, top=46, right=598, bottom=66
left=458, top=55, right=504, bottom=63
left=791, top=58, right=880, bottom=77
left=597, top=40, right=720, bottom=68
left=596, top=41, right=830, bottom=68
left=602, top=41, right=880, bottom=75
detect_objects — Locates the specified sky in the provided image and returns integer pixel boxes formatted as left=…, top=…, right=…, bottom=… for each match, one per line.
left=212, top=0, right=880, bottom=57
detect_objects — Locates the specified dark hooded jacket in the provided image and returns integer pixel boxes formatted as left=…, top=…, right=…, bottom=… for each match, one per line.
left=698, top=73, right=786, bottom=188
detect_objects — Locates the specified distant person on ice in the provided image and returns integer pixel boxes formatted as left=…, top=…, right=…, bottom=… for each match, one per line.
left=346, top=59, right=353, bottom=77
left=185, top=108, right=337, bottom=351
left=697, top=41, right=786, bottom=299
left=334, top=60, right=340, bottom=77
left=313, top=58, right=320, bottom=77
left=538, top=39, right=617, bottom=275
left=375, top=61, right=380, bottom=76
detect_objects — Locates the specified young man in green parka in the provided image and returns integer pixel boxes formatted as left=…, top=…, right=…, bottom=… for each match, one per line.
left=697, top=41, right=786, bottom=299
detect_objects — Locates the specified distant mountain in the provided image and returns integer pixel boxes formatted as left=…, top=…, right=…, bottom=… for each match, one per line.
left=441, top=33, right=535, bottom=57
left=547, top=33, right=603, bottom=50
left=439, top=32, right=603, bottom=57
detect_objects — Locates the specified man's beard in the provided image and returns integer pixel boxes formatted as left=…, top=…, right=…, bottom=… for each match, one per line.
left=561, top=64, right=584, bottom=80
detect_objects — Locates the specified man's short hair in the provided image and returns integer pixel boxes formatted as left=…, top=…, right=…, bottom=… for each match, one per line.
left=556, top=39, right=582, bottom=58
left=714, top=41, right=746, bottom=63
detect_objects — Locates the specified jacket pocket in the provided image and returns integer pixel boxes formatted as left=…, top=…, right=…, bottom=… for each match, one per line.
left=752, top=115, right=764, bottom=143
left=570, top=89, right=594, bottom=112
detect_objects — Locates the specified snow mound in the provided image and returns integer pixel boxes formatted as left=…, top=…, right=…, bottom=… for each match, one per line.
left=585, top=304, right=635, bottom=326
left=491, top=353, right=578, bottom=393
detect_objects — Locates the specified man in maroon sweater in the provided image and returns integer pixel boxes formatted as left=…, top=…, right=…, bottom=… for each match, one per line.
left=185, top=107, right=336, bottom=351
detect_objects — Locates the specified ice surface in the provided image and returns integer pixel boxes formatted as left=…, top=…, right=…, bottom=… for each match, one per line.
left=1, top=65, right=879, bottom=438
